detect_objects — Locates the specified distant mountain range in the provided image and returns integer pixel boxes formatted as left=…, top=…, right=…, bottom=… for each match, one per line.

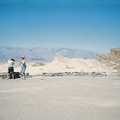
left=0, top=46, right=99, bottom=62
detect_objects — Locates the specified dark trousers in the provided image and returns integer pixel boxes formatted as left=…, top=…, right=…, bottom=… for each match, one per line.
left=8, top=67, right=14, bottom=79
left=8, top=67, right=14, bottom=74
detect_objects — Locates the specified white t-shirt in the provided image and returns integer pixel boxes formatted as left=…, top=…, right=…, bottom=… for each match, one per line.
left=20, top=59, right=26, bottom=66
left=8, top=60, right=15, bottom=67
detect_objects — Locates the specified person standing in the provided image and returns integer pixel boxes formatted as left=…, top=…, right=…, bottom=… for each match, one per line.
left=8, top=57, right=15, bottom=79
left=20, top=56, right=26, bottom=79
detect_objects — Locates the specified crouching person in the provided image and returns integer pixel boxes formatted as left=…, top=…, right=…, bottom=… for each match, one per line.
left=8, top=57, right=15, bottom=79
left=20, top=56, right=26, bottom=80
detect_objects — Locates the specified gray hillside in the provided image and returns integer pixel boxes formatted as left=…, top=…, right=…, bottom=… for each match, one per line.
left=0, top=46, right=98, bottom=62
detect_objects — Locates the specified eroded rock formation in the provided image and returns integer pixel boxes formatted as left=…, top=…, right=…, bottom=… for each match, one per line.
left=96, top=48, right=120, bottom=73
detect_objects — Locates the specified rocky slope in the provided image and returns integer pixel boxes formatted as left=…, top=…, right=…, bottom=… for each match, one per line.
left=96, top=48, right=120, bottom=73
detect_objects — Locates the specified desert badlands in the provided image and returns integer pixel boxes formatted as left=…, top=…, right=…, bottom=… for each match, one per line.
left=0, top=54, right=117, bottom=76
left=0, top=48, right=120, bottom=77
left=0, top=48, right=120, bottom=120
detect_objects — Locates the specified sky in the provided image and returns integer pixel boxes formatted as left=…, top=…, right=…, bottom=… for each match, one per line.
left=0, top=0, right=120, bottom=53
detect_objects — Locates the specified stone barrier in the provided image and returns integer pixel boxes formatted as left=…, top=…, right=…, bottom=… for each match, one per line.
left=0, top=72, right=29, bottom=79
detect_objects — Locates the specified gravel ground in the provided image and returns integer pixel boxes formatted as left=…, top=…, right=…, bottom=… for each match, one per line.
left=0, top=76, right=120, bottom=120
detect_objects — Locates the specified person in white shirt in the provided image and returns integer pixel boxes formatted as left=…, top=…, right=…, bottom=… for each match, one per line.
left=8, top=57, right=15, bottom=79
left=20, top=56, right=26, bottom=79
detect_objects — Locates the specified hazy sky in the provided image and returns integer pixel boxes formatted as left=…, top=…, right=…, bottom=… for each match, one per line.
left=0, top=0, right=120, bottom=52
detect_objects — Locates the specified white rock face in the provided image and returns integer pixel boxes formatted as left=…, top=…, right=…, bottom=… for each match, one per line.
left=39, top=54, right=114, bottom=74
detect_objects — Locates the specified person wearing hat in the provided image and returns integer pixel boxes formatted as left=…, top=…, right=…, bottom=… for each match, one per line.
left=20, top=56, right=26, bottom=79
left=8, top=57, right=15, bottom=79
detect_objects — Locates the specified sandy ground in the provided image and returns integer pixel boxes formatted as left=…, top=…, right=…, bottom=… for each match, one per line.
left=0, top=76, right=120, bottom=120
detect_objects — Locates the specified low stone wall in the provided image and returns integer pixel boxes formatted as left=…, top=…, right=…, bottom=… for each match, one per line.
left=1, top=72, right=119, bottom=80
left=30, top=72, right=108, bottom=77
left=0, top=72, right=29, bottom=79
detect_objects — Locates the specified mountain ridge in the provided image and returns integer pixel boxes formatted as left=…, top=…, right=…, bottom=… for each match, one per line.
left=0, top=46, right=99, bottom=62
